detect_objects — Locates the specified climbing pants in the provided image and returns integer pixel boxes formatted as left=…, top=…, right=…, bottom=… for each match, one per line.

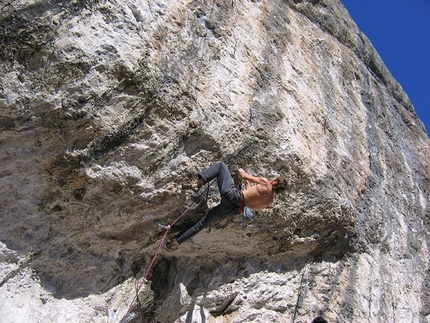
left=176, top=162, right=242, bottom=244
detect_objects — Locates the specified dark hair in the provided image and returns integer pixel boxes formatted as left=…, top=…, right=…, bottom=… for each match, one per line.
left=273, top=175, right=288, bottom=193
left=312, top=317, right=328, bottom=323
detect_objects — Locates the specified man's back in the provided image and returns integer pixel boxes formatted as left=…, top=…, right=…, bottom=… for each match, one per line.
left=242, top=180, right=274, bottom=211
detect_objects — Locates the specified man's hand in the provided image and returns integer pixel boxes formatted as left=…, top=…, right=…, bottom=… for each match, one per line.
left=239, top=169, right=251, bottom=189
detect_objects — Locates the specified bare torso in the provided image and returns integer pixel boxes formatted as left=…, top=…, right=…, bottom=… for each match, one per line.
left=238, top=168, right=277, bottom=211
left=242, top=182, right=274, bottom=211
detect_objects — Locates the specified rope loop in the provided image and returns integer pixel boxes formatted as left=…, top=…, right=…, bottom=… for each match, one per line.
left=119, top=179, right=215, bottom=322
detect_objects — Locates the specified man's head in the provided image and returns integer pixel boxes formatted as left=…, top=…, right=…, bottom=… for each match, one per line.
left=271, top=175, right=288, bottom=193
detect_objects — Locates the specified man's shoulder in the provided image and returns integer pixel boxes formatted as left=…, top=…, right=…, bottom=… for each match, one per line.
left=255, top=182, right=273, bottom=194
left=255, top=177, right=270, bottom=186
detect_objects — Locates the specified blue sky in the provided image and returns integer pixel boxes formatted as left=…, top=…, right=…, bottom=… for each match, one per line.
left=341, top=0, right=430, bottom=135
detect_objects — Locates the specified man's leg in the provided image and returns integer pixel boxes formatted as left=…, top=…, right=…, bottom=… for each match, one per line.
left=199, top=162, right=235, bottom=195
left=176, top=197, right=236, bottom=244
left=169, top=162, right=240, bottom=247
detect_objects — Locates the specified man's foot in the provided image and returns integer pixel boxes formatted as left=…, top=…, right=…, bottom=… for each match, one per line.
left=166, top=238, right=178, bottom=250
left=182, top=183, right=200, bottom=192
left=182, top=178, right=204, bottom=192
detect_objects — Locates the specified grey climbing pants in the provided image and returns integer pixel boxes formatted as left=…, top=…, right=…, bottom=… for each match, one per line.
left=176, top=162, right=243, bottom=244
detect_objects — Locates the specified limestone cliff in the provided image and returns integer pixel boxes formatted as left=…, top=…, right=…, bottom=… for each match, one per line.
left=0, top=0, right=429, bottom=322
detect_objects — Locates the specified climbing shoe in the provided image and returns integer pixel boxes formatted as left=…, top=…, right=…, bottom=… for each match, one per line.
left=182, top=178, right=204, bottom=192
left=181, top=183, right=200, bottom=192
left=166, top=238, right=178, bottom=250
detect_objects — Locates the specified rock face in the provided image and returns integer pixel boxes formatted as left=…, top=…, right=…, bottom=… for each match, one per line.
left=0, top=0, right=429, bottom=322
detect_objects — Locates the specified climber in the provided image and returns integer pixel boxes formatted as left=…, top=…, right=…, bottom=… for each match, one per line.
left=166, top=162, right=287, bottom=248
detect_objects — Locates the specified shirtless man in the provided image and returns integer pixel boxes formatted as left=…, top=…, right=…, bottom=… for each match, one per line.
left=239, top=168, right=278, bottom=211
left=166, top=162, right=287, bottom=248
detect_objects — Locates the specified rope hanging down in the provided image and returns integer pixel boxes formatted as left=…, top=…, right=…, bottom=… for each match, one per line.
left=119, top=180, right=215, bottom=323
left=292, top=263, right=308, bottom=323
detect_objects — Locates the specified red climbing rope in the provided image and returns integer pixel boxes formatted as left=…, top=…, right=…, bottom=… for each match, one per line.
left=119, top=181, right=214, bottom=323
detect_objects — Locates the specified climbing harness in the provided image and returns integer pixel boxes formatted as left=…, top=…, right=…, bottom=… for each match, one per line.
left=119, top=179, right=215, bottom=323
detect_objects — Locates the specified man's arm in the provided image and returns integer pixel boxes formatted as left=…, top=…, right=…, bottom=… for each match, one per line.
left=239, top=168, right=268, bottom=185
